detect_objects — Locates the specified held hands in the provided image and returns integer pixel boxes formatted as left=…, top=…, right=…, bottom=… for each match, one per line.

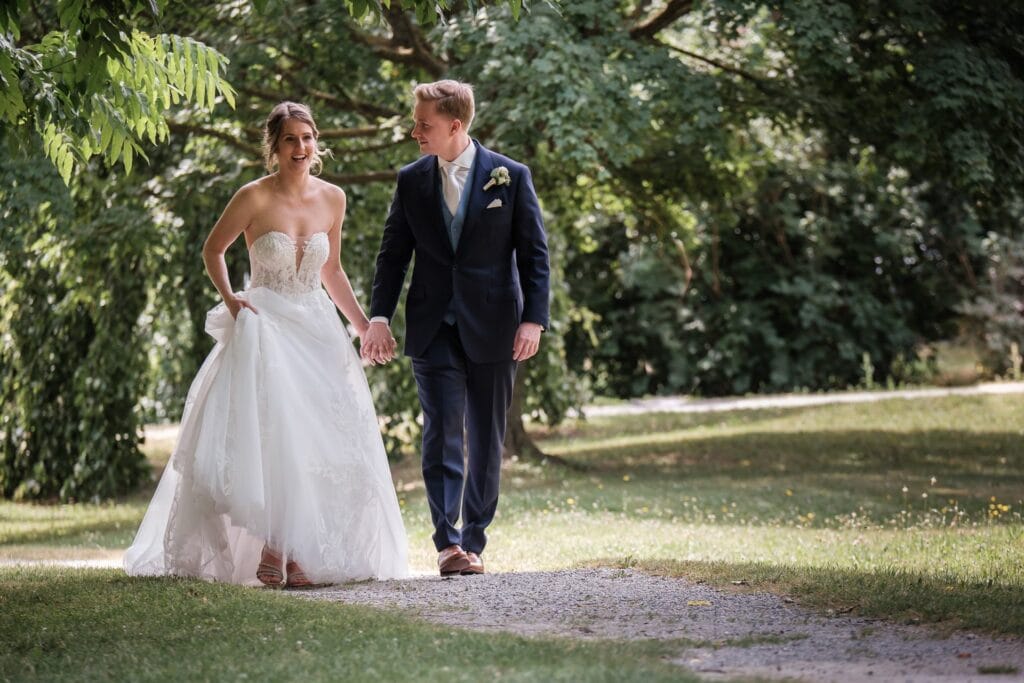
left=360, top=321, right=398, bottom=365
left=225, top=294, right=259, bottom=319
left=512, top=322, right=543, bottom=362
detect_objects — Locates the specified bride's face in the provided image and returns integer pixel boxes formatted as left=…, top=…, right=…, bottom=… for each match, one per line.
left=411, top=100, right=460, bottom=159
left=276, top=119, right=317, bottom=173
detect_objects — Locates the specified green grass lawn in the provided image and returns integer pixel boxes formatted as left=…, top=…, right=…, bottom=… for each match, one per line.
left=1, top=393, right=1022, bottom=680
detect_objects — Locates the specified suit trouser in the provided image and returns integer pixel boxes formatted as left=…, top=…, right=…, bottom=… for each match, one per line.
left=411, top=323, right=517, bottom=554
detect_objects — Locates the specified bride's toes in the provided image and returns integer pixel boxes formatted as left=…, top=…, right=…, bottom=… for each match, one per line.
left=285, top=560, right=313, bottom=589
left=256, top=545, right=284, bottom=587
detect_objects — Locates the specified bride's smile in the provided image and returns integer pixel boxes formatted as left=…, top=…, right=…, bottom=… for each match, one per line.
left=278, top=119, right=317, bottom=171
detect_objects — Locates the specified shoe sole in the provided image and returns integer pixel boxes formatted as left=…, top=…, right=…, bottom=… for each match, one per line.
left=439, top=557, right=471, bottom=576
left=460, top=568, right=484, bottom=575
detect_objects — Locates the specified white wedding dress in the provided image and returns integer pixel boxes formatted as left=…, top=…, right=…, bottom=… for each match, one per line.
left=124, top=230, right=408, bottom=585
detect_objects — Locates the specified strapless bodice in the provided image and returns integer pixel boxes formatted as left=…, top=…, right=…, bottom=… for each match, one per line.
left=248, top=231, right=329, bottom=296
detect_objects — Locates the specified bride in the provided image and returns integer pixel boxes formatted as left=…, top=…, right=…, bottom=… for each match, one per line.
left=124, top=102, right=408, bottom=587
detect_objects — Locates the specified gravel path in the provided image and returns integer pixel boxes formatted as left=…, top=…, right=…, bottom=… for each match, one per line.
left=297, top=568, right=1024, bottom=682
left=141, top=382, right=1024, bottom=442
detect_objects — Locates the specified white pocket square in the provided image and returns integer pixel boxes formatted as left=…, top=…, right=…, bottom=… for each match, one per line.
left=486, top=199, right=503, bottom=209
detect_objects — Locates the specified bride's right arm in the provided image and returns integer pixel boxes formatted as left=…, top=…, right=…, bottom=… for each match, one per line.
left=203, top=185, right=257, bottom=317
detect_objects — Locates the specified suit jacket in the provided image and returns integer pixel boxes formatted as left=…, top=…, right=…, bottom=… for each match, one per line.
left=370, top=140, right=550, bottom=363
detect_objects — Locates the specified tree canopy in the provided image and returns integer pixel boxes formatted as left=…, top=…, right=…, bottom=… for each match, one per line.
left=0, top=0, right=530, bottom=181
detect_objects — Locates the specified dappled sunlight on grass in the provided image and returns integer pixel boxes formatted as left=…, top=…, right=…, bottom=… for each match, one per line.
left=0, top=501, right=146, bottom=557
left=537, top=395, right=1023, bottom=444
left=489, top=514, right=1024, bottom=583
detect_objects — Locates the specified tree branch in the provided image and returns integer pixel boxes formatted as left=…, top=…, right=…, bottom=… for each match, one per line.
left=237, top=85, right=288, bottom=105
left=333, top=137, right=410, bottom=155
left=236, top=160, right=399, bottom=186
left=168, top=120, right=391, bottom=160
left=660, top=40, right=774, bottom=92
left=349, top=7, right=448, bottom=78
left=319, top=169, right=399, bottom=186
left=318, top=126, right=389, bottom=140
left=166, top=121, right=259, bottom=157
left=629, top=0, right=694, bottom=41
left=277, top=72, right=403, bottom=120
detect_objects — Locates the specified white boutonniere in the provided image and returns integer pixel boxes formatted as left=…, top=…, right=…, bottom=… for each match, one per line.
left=483, top=166, right=511, bottom=191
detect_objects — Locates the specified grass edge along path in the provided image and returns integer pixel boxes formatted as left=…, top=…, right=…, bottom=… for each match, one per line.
left=0, top=566, right=710, bottom=683
left=615, top=557, right=1024, bottom=638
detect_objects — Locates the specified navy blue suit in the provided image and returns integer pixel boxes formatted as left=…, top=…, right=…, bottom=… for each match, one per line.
left=370, top=140, right=550, bottom=553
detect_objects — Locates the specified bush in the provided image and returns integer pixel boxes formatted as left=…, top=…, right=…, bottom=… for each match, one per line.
left=0, top=158, right=151, bottom=501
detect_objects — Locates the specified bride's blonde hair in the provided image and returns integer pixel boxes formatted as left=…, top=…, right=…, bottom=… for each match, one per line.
left=262, top=101, right=330, bottom=175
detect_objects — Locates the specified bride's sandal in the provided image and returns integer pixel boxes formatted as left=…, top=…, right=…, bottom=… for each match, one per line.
left=285, top=560, right=314, bottom=589
left=256, top=546, right=285, bottom=588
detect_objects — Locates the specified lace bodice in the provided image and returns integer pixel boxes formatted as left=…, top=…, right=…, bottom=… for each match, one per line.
left=249, top=231, right=329, bottom=296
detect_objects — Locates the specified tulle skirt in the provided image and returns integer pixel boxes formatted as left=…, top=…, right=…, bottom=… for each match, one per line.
left=124, top=286, right=409, bottom=585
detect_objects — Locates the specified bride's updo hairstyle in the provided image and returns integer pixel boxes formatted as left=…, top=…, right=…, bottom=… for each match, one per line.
left=262, top=101, right=328, bottom=175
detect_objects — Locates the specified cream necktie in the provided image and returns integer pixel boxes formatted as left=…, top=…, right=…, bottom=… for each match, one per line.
left=442, top=162, right=461, bottom=215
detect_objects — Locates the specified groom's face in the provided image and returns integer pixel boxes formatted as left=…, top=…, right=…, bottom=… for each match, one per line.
left=412, top=100, right=459, bottom=158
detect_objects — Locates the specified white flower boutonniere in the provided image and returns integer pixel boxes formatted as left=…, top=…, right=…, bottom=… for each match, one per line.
left=483, top=166, right=511, bottom=191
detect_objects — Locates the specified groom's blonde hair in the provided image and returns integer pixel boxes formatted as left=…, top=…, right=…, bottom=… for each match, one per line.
left=414, top=80, right=475, bottom=130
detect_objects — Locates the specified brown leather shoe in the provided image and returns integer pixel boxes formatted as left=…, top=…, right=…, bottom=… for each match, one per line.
left=438, top=545, right=470, bottom=576
left=461, top=552, right=484, bottom=575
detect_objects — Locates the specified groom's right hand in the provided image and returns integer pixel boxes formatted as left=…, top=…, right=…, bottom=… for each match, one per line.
left=360, top=321, right=397, bottom=365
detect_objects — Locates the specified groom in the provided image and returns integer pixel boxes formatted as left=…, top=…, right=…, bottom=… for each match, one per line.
left=362, top=80, right=550, bottom=576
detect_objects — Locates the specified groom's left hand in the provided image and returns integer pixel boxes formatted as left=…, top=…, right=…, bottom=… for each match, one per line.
left=512, top=322, right=543, bottom=362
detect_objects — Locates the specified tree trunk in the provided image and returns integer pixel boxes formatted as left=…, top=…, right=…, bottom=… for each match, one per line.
left=503, top=370, right=583, bottom=469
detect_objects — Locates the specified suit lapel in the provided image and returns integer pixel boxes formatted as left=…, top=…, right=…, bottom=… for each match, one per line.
left=416, top=157, right=453, bottom=255
left=456, top=140, right=493, bottom=256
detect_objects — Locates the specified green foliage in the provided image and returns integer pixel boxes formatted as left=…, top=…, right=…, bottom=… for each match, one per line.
left=2, top=0, right=537, bottom=182
left=0, top=153, right=153, bottom=501
left=566, top=147, right=966, bottom=396
left=957, top=228, right=1024, bottom=375
left=518, top=233, right=589, bottom=427
left=766, top=0, right=1024, bottom=204
left=540, top=0, right=1024, bottom=397
left=2, top=1, right=236, bottom=183
left=452, top=0, right=729, bottom=185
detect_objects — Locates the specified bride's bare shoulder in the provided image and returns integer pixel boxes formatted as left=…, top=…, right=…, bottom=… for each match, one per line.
left=312, top=177, right=346, bottom=207
left=225, top=177, right=275, bottom=212
left=312, top=176, right=345, bottom=197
